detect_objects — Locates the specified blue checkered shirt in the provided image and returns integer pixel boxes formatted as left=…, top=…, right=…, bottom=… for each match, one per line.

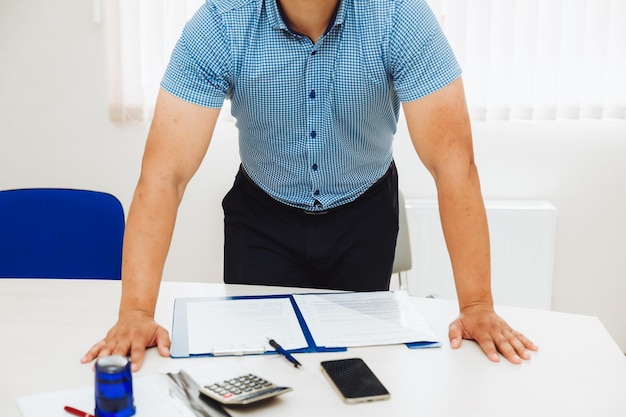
left=161, top=0, right=461, bottom=211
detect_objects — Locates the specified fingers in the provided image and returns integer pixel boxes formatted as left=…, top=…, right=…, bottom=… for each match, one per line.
left=155, top=327, right=172, bottom=357
left=478, top=329, right=519, bottom=364
left=517, top=330, right=539, bottom=352
left=472, top=329, right=501, bottom=362
left=501, top=329, right=539, bottom=363
left=80, top=339, right=107, bottom=364
left=81, top=337, right=130, bottom=365
left=129, top=341, right=147, bottom=372
left=448, top=320, right=463, bottom=350
left=128, top=327, right=171, bottom=371
left=81, top=317, right=171, bottom=372
left=449, top=311, right=538, bottom=364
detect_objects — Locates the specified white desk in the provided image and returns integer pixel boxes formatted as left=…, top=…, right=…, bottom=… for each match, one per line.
left=1, top=279, right=625, bottom=417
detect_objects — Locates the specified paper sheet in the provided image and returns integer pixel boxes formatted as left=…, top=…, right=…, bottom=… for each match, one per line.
left=18, top=374, right=201, bottom=417
left=292, top=291, right=439, bottom=347
left=186, top=297, right=308, bottom=355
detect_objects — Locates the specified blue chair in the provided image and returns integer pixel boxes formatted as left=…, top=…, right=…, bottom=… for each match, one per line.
left=0, top=188, right=125, bottom=279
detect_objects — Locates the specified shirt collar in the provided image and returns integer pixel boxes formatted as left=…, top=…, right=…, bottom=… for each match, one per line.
left=267, top=0, right=347, bottom=35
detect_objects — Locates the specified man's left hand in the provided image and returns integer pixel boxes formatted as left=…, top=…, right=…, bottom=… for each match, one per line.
left=448, top=305, right=539, bottom=364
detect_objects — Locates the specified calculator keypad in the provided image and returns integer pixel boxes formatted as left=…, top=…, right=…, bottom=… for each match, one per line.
left=200, top=374, right=292, bottom=405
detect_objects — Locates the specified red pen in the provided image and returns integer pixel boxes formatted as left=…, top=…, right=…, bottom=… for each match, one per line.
left=64, top=405, right=95, bottom=417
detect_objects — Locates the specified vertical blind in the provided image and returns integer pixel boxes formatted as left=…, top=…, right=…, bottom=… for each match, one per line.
left=103, top=0, right=203, bottom=122
left=104, top=0, right=626, bottom=122
left=428, top=0, right=626, bottom=120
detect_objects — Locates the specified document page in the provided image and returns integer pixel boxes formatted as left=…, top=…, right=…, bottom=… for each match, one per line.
left=18, top=372, right=230, bottom=417
left=186, top=297, right=308, bottom=355
left=292, top=291, right=439, bottom=348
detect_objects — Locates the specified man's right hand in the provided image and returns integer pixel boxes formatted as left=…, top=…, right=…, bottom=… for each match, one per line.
left=81, top=310, right=171, bottom=372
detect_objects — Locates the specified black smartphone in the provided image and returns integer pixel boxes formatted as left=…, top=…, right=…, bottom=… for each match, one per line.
left=320, top=358, right=390, bottom=404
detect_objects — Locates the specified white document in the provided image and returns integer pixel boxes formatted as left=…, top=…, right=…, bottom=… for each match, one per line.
left=292, top=291, right=439, bottom=348
left=18, top=374, right=199, bottom=417
left=186, top=297, right=308, bottom=355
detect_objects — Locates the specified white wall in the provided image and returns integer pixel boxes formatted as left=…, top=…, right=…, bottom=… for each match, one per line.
left=2, top=0, right=625, bottom=352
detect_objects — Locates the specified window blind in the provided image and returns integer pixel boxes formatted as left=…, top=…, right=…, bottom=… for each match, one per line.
left=428, top=0, right=626, bottom=120
left=104, top=0, right=626, bottom=122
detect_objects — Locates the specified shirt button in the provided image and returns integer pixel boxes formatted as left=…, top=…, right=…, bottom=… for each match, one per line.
left=310, top=130, right=316, bottom=139
left=312, top=163, right=318, bottom=171
left=309, top=89, right=316, bottom=99
left=314, top=190, right=320, bottom=196
left=311, top=50, right=317, bottom=56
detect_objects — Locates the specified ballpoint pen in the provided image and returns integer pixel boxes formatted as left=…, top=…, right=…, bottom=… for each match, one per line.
left=64, top=405, right=96, bottom=417
left=268, top=338, right=302, bottom=368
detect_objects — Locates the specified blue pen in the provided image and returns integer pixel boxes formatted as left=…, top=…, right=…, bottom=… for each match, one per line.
left=268, top=338, right=302, bottom=368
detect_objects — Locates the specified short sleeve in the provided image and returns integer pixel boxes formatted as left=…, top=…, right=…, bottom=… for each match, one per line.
left=389, top=0, right=462, bottom=102
left=160, top=4, right=231, bottom=108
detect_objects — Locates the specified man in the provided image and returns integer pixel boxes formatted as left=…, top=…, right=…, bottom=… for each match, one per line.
left=82, top=0, right=537, bottom=371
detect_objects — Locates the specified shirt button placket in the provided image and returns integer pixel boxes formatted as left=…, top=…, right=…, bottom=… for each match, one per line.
left=306, top=47, right=322, bottom=205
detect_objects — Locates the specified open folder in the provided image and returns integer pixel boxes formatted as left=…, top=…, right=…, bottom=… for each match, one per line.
left=170, top=291, right=440, bottom=358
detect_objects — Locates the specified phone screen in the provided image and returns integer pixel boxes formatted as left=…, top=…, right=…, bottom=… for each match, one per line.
left=320, top=358, right=390, bottom=404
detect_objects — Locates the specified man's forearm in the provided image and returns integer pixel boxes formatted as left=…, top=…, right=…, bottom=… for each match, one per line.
left=436, top=164, right=493, bottom=312
left=118, top=177, right=182, bottom=317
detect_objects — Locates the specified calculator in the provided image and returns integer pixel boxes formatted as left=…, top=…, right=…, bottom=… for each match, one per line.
left=199, top=373, right=292, bottom=405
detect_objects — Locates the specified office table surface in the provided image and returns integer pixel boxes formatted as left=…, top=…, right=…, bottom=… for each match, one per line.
left=1, top=279, right=625, bottom=417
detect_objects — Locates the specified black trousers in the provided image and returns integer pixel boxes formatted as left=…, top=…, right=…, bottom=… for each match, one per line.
left=222, top=163, right=399, bottom=291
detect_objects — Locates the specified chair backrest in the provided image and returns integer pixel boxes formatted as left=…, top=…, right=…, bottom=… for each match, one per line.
left=392, top=191, right=412, bottom=275
left=0, top=188, right=125, bottom=279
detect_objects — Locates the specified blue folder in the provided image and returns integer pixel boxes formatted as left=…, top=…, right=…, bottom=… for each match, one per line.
left=170, top=292, right=440, bottom=359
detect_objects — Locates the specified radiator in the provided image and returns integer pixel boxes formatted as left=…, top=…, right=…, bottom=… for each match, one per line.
left=403, top=200, right=557, bottom=310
